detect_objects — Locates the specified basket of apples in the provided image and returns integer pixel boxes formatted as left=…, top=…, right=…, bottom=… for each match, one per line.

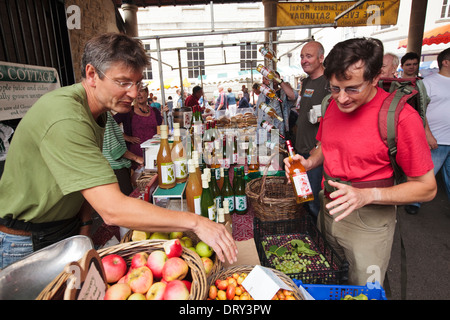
left=98, top=239, right=208, bottom=300
left=122, top=230, right=223, bottom=280
left=207, top=265, right=304, bottom=301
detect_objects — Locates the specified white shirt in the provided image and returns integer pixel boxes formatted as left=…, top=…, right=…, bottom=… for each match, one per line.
left=423, top=72, right=450, bottom=145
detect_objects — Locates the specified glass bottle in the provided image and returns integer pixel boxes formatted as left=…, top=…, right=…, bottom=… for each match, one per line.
left=171, top=123, right=188, bottom=183
left=217, top=208, right=226, bottom=225
left=200, top=173, right=216, bottom=221
left=221, top=168, right=235, bottom=214
left=260, top=120, right=286, bottom=140
left=259, top=103, right=284, bottom=122
left=210, top=167, right=222, bottom=212
left=186, top=159, right=202, bottom=215
left=256, top=64, right=282, bottom=84
left=157, top=125, right=176, bottom=189
left=285, top=140, right=314, bottom=204
left=222, top=134, right=230, bottom=169
left=234, top=167, right=248, bottom=215
left=248, top=139, right=260, bottom=173
left=259, top=46, right=278, bottom=63
left=259, top=84, right=283, bottom=103
left=217, top=167, right=225, bottom=190
left=192, top=151, right=202, bottom=183
left=223, top=199, right=232, bottom=228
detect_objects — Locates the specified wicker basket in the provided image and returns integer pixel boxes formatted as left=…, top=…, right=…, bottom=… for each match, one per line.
left=207, top=265, right=304, bottom=300
left=246, top=151, right=306, bottom=221
left=136, top=170, right=157, bottom=192
left=37, top=240, right=208, bottom=300
left=121, top=230, right=223, bottom=280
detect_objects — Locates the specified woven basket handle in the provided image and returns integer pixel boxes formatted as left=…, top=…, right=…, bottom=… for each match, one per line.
left=257, top=146, right=288, bottom=205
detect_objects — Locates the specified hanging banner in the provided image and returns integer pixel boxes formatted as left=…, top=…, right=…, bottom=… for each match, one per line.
left=0, top=62, right=60, bottom=121
left=277, top=1, right=400, bottom=27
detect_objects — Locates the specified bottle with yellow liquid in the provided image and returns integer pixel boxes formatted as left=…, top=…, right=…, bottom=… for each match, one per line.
left=259, top=46, right=278, bottom=63
left=186, top=159, right=202, bottom=215
left=259, top=84, right=283, bottom=103
left=157, top=125, right=176, bottom=189
left=200, top=173, right=216, bottom=221
left=259, top=103, right=284, bottom=122
left=171, top=123, right=188, bottom=183
left=285, top=140, right=314, bottom=204
left=256, top=64, right=282, bottom=84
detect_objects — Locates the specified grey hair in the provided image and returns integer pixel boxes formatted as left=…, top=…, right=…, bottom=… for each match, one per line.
left=81, top=33, right=150, bottom=78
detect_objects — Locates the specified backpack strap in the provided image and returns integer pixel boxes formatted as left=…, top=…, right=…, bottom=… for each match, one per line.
left=379, top=88, right=418, bottom=184
left=320, top=93, right=332, bottom=118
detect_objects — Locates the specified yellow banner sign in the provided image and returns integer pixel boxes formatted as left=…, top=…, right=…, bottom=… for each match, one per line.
left=278, top=1, right=400, bottom=27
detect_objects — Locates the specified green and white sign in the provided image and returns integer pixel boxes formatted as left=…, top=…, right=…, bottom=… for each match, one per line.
left=0, top=61, right=60, bottom=120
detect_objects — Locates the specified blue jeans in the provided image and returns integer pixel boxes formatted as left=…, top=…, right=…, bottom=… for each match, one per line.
left=410, top=144, right=450, bottom=207
left=0, top=232, right=33, bottom=269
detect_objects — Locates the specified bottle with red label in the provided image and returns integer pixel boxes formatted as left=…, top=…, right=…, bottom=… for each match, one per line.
left=285, top=140, right=314, bottom=204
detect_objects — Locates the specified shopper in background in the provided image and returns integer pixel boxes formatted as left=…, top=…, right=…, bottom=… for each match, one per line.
left=215, top=85, right=228, bottom=111
left=400, top=52, right=420, bottom=78
left=0, top=33, right=237, bottom=269
left=113, top=86, right=164, bottom=169
left=284, top=38, right=436, bottom=285
left=283, top=40, right=328, bottom=222
left=150, top=96, right=162, bottom=111
left=237, top=90, right=250, bottom=109
left=185, top=85, right=203, bottom=109
left=226, top=88, right=237, bottom=117
left=381, top=52, right=399, bottom=78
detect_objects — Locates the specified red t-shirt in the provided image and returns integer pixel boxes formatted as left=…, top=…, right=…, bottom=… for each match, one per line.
left=317, top=87, right=433, bottom=182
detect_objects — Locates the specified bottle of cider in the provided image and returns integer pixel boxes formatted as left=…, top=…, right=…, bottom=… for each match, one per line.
left=221, top=168, right=235, bottom=214
left=171, top=123, right=188, bottom=183
left=259, top=46, right=278, bottom=63
left=210, top=167, right=222, bottom=211
left=259, top=103, right=284, bottom=122
left=223, top=199, right=232, bottom=228
left=285, top=140, right=314, bottom=204
left=260, top=120, right=286, bottom=140
left=157, top=125, right=176, bottom=189
left=234, top=167, right=248, bottom=215
left=186, top=159, right=202, bottom=215
left=217, top=167, right=225, bottom=190
left=256, top=64, right=282, bottom=84
left=259, top=84, right=283, bottom=103
left=200, top=173, right=216, bottom=221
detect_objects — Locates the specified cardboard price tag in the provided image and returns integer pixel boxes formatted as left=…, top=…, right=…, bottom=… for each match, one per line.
left=241, top=265, right=291, bottom=300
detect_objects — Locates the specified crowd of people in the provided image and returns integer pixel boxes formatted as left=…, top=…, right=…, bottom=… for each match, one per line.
left=0, top=31, right=448, bottom=291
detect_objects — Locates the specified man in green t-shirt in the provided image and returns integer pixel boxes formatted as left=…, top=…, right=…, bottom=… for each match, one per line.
left=0, top=33, right=237, bottom=269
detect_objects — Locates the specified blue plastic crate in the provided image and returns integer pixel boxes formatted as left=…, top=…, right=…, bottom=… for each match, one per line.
left=293, top=279, right=387, bottom=300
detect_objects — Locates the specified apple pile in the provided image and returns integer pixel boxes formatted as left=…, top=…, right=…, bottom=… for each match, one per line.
left=208, top=272, right=297, bottom=300
left=102, top=239, right=192, bottom=300
left=130, top=230, right=216, bottom=275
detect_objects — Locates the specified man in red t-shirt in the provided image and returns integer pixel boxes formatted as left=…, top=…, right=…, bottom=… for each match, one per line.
left=185, top=85, right=203, bottom=109
left=284, top=38, right=436, bottom=286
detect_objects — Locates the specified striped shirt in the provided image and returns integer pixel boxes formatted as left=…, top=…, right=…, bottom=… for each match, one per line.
left=103, top=112, right=131, bottom=170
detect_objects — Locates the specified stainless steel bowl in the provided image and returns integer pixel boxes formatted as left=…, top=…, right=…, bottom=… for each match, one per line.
left=0, top=235, right=93, bottom=300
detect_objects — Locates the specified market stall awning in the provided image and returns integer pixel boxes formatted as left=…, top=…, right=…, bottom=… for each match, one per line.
left=398, top=24, right=450, bottom=48
left=196, top=70, right=262, bottom=85
left=146, top=77, right=191, bottom=90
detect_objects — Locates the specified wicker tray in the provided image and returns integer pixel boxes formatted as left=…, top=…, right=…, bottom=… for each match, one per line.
left=121, top=230, right=223, bottom=280
left=207, top=265, right=304, bottom=300
left=37, top=240, right=208, bottom=300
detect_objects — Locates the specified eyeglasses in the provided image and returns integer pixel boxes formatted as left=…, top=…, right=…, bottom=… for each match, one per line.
left=97, top=69, right=143, bottom=90
left=327, top=82, right=369, bottom=95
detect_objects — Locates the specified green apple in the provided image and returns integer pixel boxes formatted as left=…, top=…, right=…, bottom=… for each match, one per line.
left=128, top=293, right=146, bottom=300
left=150, top=232, right=169, bottom=240
left=187, top=247, right=196, bottom=252
left=181, top=236, right=193, bottom=248
left=169, top=231, right=183, bottom=239
left=195, top=241, right=213, bottom=258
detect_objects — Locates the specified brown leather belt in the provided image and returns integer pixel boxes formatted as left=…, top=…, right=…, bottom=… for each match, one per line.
left=0, top=224, right=32, bottom=236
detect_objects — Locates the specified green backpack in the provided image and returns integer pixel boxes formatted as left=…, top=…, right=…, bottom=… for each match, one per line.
left=321, top=77, right=430, bottom=184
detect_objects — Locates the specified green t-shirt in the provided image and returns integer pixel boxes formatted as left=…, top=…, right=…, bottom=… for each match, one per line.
left=0, top=83, right=117, bottom=223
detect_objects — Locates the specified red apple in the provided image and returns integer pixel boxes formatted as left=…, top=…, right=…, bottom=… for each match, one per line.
left=130, top=252, right=149, bottom=269
left=102, top=254, right=128, bottom=283
left=127, top=266, right=153, bottom=294
left=162, top=280, right=190, bottom=300
left=164, top=239, right=183, bottom=258
left=201, top=257, right=214, bottom=275
left=146, top=281, right=167, bottom=300
left=162, top=257, right=189, bottom=282
left=182, top=280, right=192, bottom=293
left=146, top=250, right=168, bottom=279
left=226, top=284, right=236, bottom=300
left=104, top=283, right=131, bottom=300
